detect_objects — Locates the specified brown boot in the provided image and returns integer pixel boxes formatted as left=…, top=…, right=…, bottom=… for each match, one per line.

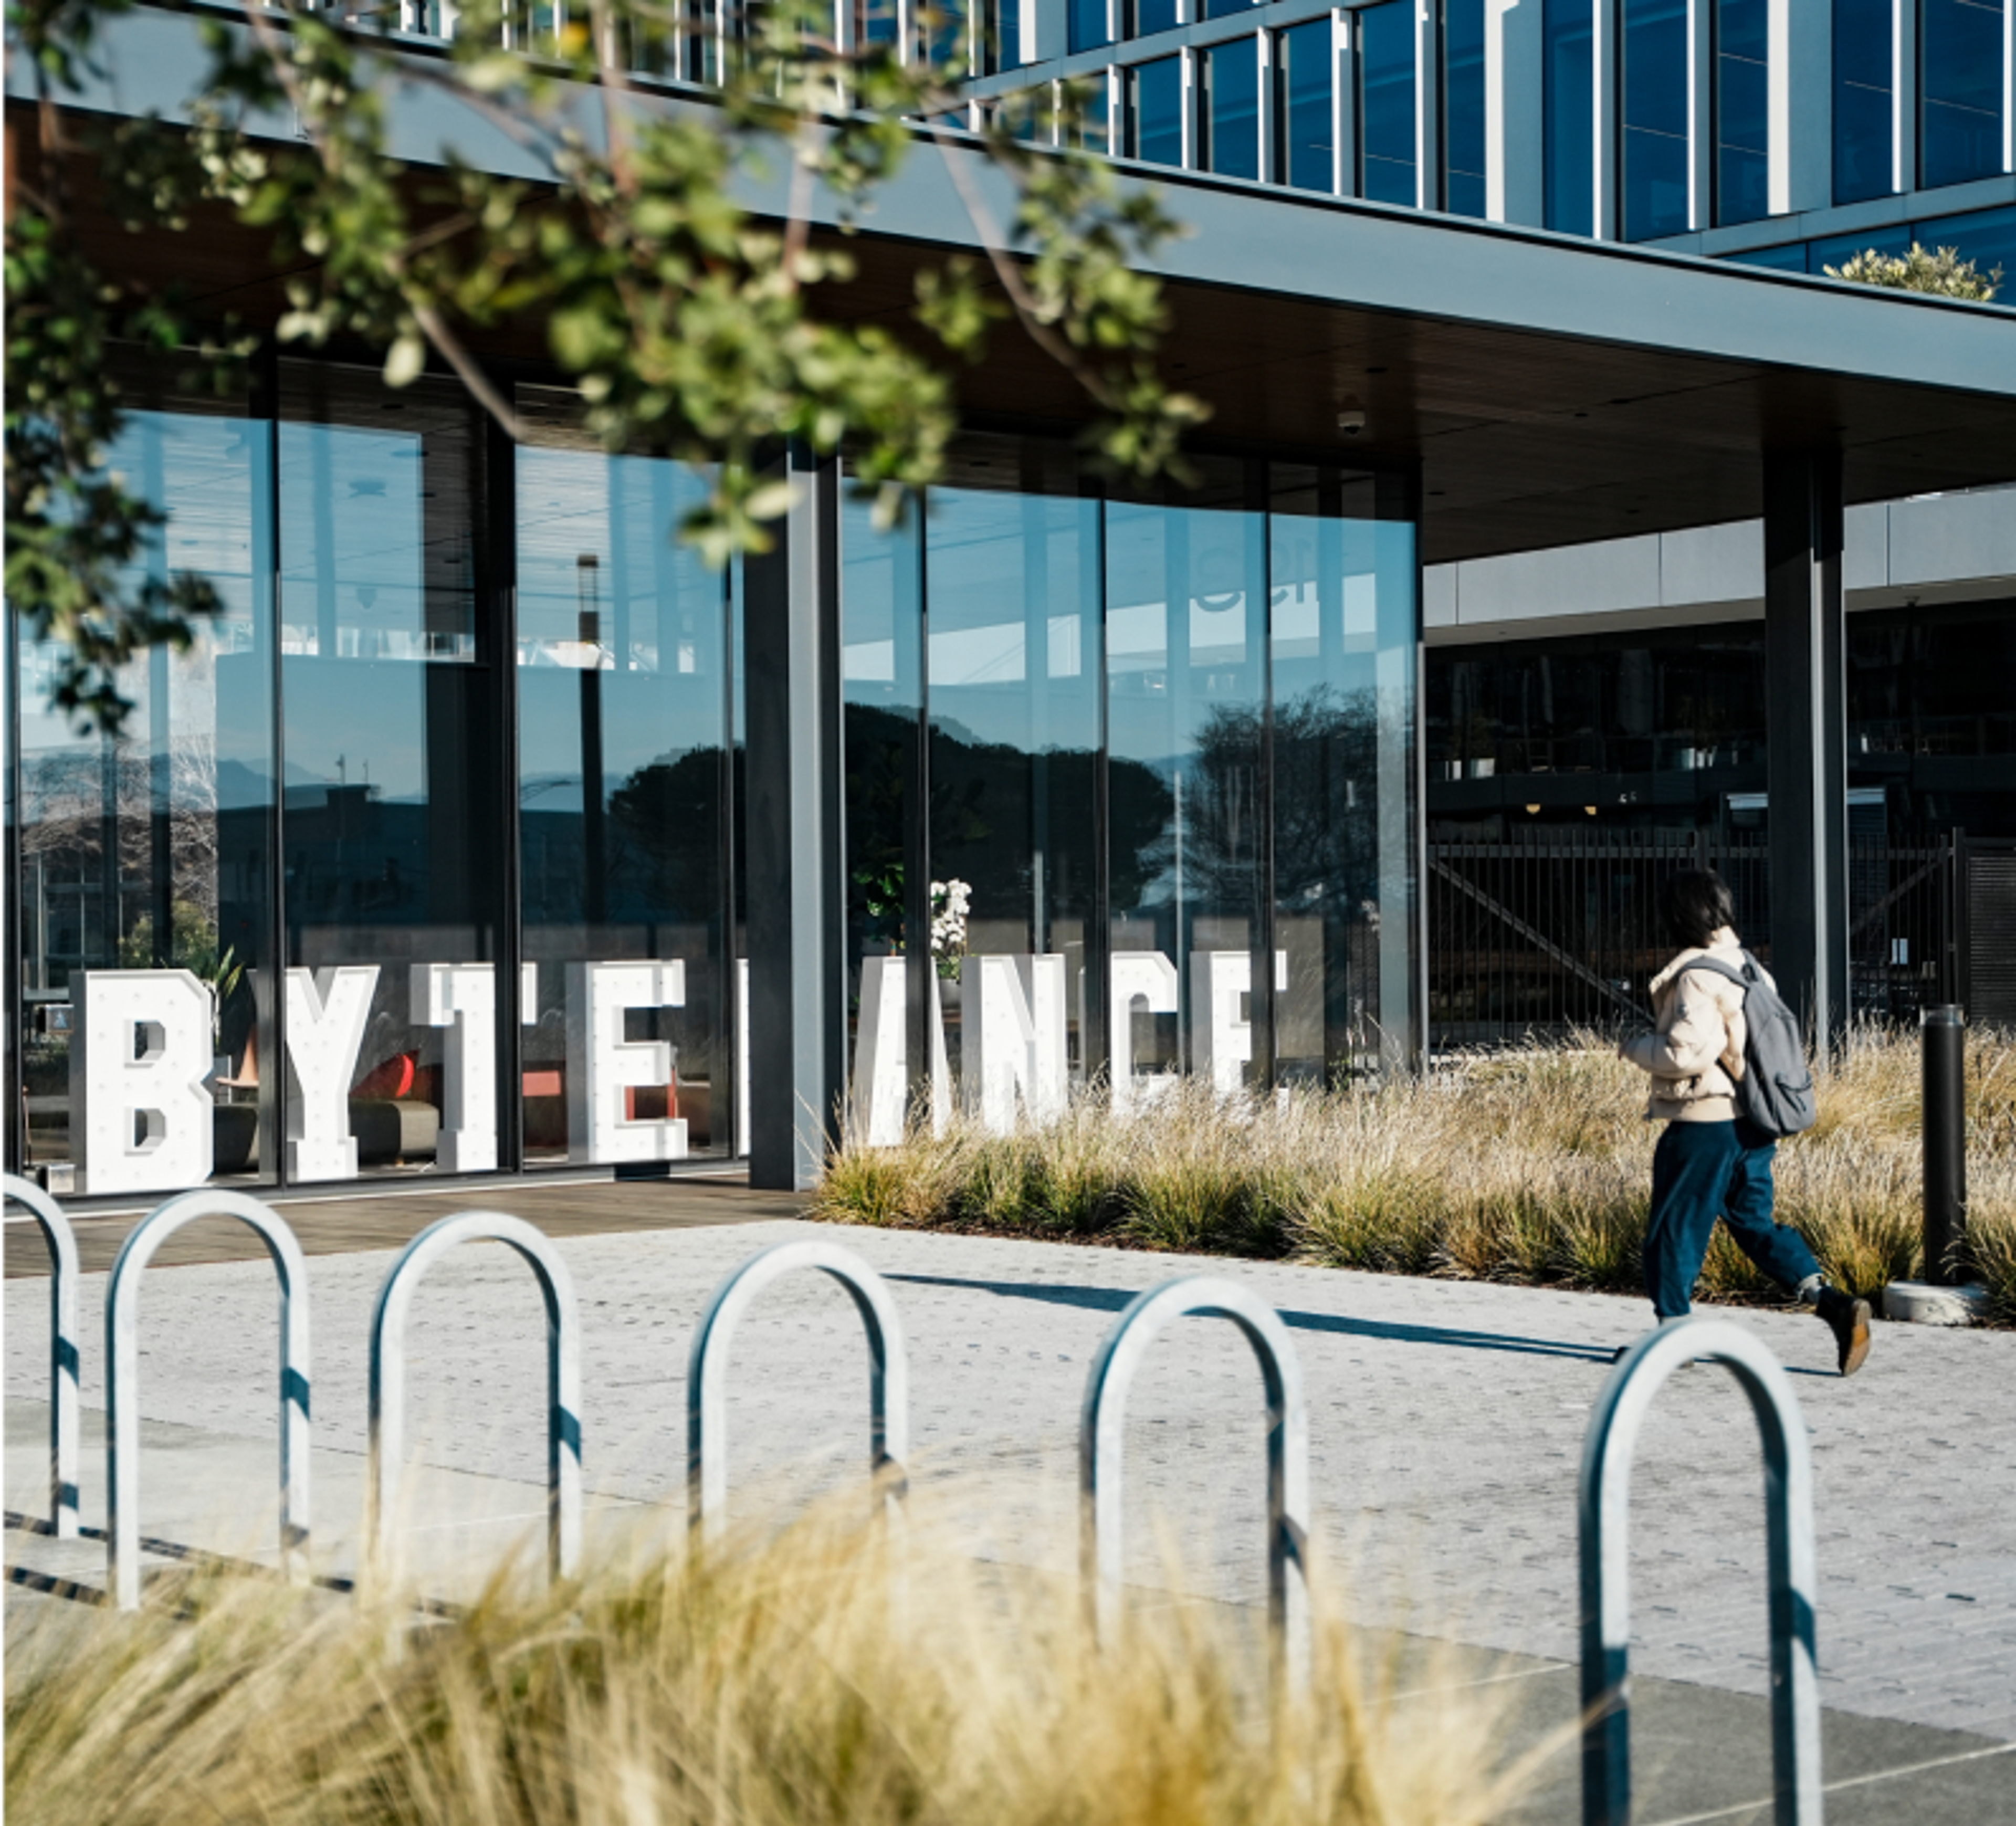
left=1815, top=1287, right=1872, bottom=1377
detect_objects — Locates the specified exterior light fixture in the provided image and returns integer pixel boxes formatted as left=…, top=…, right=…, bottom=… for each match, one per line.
left=1525, top=803, right=1540, bottom=814
left=1336, top=407, right=1367, bottom=435
left=1584, top=805, right=1598, bottom=815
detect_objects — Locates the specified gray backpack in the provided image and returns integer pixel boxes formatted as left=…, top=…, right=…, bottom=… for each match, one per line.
left=1683, top=952, right=1818, bottom=1138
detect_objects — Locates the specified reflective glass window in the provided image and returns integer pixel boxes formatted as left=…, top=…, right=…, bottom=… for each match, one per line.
left=1068, top=0, right=1110, bottom=54
left=1809, top=222, right=1911, bottom=269
left=982, top=0, right=1027, bottom=71
left=1203, top=0, right=1261, bottom=16
left=839, top=471, right=925, bottom=1136
left=514, top=390, right=736, bottom=1169
left=1921, top=0, right=2006, bottom=187
left=1833, top=0, right=1896, bottom=203
left=1913, top=204, right=2016, bottom=291
left=13, top=356, right=277, bottom=1195
left=1444, top=0, right=1488, bottom=217
left=1105, top=461, right=1267, bottom=1098
left=1545, top=0, right=1595, bottom=232
left=1276, top=19, right=1336, bottom=192
left=1130, top=0, right=1180, bottom=37
left=856, top=0, right=900, bottom=44
left=1622, top=0, right=1691, bottom=238
left=1359, top=0, right=1419, bottom=205
left=928, top=443, right=1102, bottom=1105
left=1269, top=467, right=1419, bottom=1077
left=1202, top=35, right=1262, bottom=180
left=276, top=360, right=506, bottom=1184
left=1716, top=0, right=1771, bottom=224
left=1725, top=239, right=1810, bottom=268
left=1127, top=54, right=1185, bottom=165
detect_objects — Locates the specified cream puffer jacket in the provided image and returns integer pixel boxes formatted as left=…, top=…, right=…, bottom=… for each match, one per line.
left=1620, top=927, right=1764, bottom=1124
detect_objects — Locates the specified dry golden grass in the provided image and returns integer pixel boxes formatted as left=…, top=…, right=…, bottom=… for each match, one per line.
left=816, top=1028, right=2016, bottom=1324
left=4, top=1503, right=1538, bottom=1826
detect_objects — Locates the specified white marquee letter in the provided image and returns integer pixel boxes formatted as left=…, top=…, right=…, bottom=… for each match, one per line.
left=1089, top=951, right=1180, bottom=1115
left=413, top=962, right=540, bottom=1172
left=284, top=964, right=378, bottom=1181
left=565, top=961, right=688, bottom=1163
left=1190, top=951, right=1289, bottom=1100
left=69, top=969, right=214, bottom=1195
left=962, top=954, right=1067, bottom=1135
left=851, top=956, right=952, bottom=1146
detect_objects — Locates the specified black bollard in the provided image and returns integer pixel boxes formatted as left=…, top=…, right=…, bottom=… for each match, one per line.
left=1922, top=1006, right=1967, bottom=1287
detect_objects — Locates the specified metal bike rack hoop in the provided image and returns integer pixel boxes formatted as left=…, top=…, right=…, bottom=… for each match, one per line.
left=367, top=1211, right=582, bottom=1585
left=105, top=1190, right=311, bottom=1610
left=1080, top=1275, right=1311, bottom=1696
left=4, top=1174, right=82, bottom=1539
left=686, top=1239, right=910, bottom=1544
left=1579, top=1317, right=1821, bottom=1826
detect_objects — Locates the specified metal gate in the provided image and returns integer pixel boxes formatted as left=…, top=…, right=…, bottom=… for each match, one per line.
left=1428, top=830, right=1964, bottom=1047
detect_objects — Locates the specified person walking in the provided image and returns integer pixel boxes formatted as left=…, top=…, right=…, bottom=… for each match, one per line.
left=1618, top=868, right=1872, bottom=1375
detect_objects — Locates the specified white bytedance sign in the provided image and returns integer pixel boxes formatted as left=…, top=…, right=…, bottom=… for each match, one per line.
left=64, top=960, right=695, bottom=1194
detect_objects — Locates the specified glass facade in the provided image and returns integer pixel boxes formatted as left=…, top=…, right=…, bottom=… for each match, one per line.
left=1544, top=0, right=1595, bottom=234
left=513, top=390, right=736, bottom=1170
left=1622, top=0, right=1691, bottom=239
left=839, top=438, right=1419, bottom=1131
left=1131, top=0, right=1181, bottom=37
left=1833, top=0, right=1895, bottom=204
left=1276, top=18, right=1336, bottom=192
left=6, top=371, right=1423, bottom=1191
left=1126, top=54, right=1185, bottom=165
left=1360, top=0, right=1420, bottom=206
left=1201, top=34, right=1262, bottom=180
left=13, top=358, right=277, bottom=1194
left=1444, top=0, right=1489, bottom=217
left=1921, top=0, right=2006, bottom=188
left=1068, top=0, right=1111, bottom=55
left=1715, top=0, right=1770, bottom=225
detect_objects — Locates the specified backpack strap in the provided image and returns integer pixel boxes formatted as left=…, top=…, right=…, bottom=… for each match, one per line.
left=1675, top=956, right=1751, bottom=996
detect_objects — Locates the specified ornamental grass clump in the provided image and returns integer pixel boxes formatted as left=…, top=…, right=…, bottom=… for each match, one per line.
left=815, top=1027, right=2016, bottom=1326
left=5, top=1502, right=1532, bottom=1826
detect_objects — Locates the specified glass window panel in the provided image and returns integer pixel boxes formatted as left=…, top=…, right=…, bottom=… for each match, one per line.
left=1912, top=204, right=2016, bottom=291
left=277, top=360, right=504, bottom=1183
left=1808, top=222, right=1912, bottom=269
left=514, top=393, right=734, bottom=1166
left=1921, top=0, right=2005, bottom=188
left=1068, top=0, right=1110, bottom=53
left=1276, top=19, right=1336, bottom=192
left=1725, top=239, right=1811, bottom=268
left=1105, top=461, right=1267, bottom=1096
left=856, top=0, right=901, bottom=44
left=1545, top=0, right=1595, bottom=233
left=1833, top=0, right=1896, bottom=203
left=1269, top=467, right=1418, bottom=1078
left=14, top=360, right=278, bottom=1193
left=927, top=440, right=1102, bottom=1103
left=1622, top=0, right=1691, bottom=238
left=1131, top=0, right=1180, bottom=35
left=1203, top=0, right=1261, bottom=16
left=840, top=468, right=925, bottom=1130
left=1444, top=0, right=1488, bottom=217
left=1716, top=0, right=1771, bottom=225
left=1359, top=0, right=1419, bottom=205
left=1202, top=35, right=1261, bottom=180
left=1127, top=54, right=1185, bottom=165
left=982, top=0, right=1026, bottom=71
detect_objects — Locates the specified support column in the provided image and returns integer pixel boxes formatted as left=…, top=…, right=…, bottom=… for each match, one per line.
left=1763, top=447, right=1848, bottom=1057
left=744, top=444, right=847, bottom=1190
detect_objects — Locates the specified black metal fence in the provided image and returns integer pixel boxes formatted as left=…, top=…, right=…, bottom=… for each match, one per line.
left=1427, top=830, right=1964, bottom=1047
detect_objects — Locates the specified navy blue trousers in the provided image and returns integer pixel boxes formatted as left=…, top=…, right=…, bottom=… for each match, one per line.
left=1644, top=1118, right=1821, bottom=1319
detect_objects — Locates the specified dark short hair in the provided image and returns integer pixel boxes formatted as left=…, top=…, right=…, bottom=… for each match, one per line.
left=1660, top=869, right=1737, bottom=949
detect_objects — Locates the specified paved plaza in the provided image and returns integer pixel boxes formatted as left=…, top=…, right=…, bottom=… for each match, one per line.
left=7, top=1194, right=2015, bottom=1821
